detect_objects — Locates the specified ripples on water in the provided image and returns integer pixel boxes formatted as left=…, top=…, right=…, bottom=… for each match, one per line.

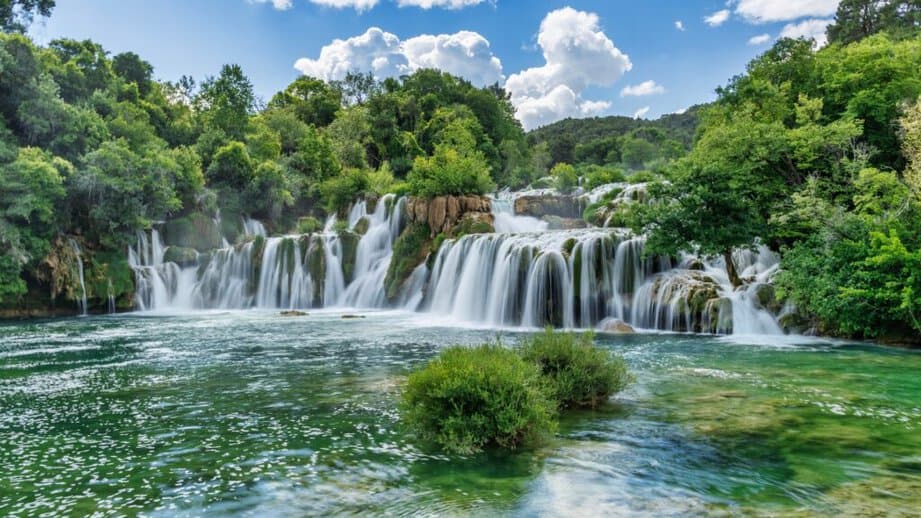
left=0, top=312, right=919, bottom=516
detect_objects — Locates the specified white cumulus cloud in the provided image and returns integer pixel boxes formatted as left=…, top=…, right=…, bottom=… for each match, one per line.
left=620, top=80, right=665, bottom=97
left=705, top=9, right=731, bottom=27
left=397, top=0, right=488, bottom=8
left=748, top=33, right=772, bottom=45
left=779, top=18, right=834, bottom=47
left=293, top=27, right=503, bottom=86
left=633, top=106, right=651, bottom=119
left=675, top=20, right=685, bottom=31
left=734, top=0, right=839, bottom=24
left=505, top=7, right=632, bottom=130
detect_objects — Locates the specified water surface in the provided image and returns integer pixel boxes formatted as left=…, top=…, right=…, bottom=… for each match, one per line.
left=1, top=311, right=918, bottom=516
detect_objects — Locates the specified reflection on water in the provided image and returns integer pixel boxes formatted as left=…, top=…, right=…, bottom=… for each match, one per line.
left=0, top=311, right=918, bottom=516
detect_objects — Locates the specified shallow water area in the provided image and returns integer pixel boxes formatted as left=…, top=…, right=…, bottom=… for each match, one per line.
left=1, top=311, right=918, bottom=516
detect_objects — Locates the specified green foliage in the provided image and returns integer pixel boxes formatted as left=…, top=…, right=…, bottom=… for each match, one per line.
left=1, top=0, right=54, bottom=32
left=518, top=328, right=632, bottom=409
left=401, top=344, right=557, bottom=454
left=268, top=76, right=341, bottom=128
left=547, top=162, right=576, bottom=193
left=196, top=64, right=255, bottom=139
left=384, top=223, right=431, bottom=300
left=827, top=0, right=921, bottom=45
left=407, top=126, right=495, bottom=197
left=296, top=216, right=322, bottom=234
left=580, top=164, right=625, bottom=190
left=318, top=168, right=369, bottom=214
left=207, top=141, right=253, bottom=189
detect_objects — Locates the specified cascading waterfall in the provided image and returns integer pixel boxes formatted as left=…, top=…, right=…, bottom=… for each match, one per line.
left=68, top=238, right=89, bottom=316
left=129, top=195, right=408, bottom=312
left=128, top=192, right=785, bottom=335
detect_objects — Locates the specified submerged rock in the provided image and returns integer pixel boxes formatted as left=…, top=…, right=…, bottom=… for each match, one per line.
left=600, top=318, right=635, bottom=334
left=280, top=310, right=308, bottom=317
left=341, top=314, right=366, bottom=319
left=163, top=246, right=198, bottom=267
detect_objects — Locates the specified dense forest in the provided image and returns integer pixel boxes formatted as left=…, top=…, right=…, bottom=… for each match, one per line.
left=1, top=0, right=920, bottom=342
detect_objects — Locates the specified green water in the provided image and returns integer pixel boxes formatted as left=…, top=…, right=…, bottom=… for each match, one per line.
left=0, top=311, right=918, bottom=516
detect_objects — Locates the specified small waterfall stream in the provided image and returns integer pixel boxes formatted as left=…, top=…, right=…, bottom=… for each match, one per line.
left=68, top=238, right=89, bottom=316
left=128, top=193, right=784, bottom=334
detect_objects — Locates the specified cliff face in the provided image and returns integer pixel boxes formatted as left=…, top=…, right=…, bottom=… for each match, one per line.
left=405, top=196, right=494, bottom=237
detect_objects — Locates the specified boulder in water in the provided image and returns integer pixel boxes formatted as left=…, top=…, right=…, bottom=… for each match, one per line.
left=280, top=310, right=308, bottom=317
left=601, top=318, right=635, bottom=334
left=514, top=195, right=582, bottom=219
left=341, top=314, right=366, bottom=319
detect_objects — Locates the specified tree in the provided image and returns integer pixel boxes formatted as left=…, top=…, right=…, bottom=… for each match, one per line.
left=827, top=0, right=921, bottom=45
left=902, top=97, right=921, bottom=197
left=268, top=76, right=341, bottom=128
left=550, top=163, right=577, bottom=194
left=112, top=52, right=153, bottom=96
left=331, top=70, right=379, bottom=106
left=0, top=0, right=54, bottom=32
left=407, top=121, right=494, bottom=198
left=196, top=64, right=256, bottom=139
left=206, top=141, right=254, bottom=190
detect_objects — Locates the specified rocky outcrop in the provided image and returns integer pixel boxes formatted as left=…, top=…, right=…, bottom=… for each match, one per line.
left=543, top=215, right=588, bottom=230
left=515, top=195, right=583, bottom=219
left=405, top=195, right=493, bottom=237
left=162, top=212, right=224, bottom=251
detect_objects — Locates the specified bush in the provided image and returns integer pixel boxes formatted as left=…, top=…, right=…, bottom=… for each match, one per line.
left=580, top=164, right=626, bottom=190
left=296, top=216, right=322, bottom=234
left=407, top=144, right=495, bottom=198
left=519, top=328, right=631, bottom=409
left=402, top=344, right=557, bottom=454
left=550, top=163, right=578, bottom=193
left=318, top=168, right=369, bottom=213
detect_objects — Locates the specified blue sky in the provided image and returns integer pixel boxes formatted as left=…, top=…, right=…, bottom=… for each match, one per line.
left=29, top=0, right=839, bottom=129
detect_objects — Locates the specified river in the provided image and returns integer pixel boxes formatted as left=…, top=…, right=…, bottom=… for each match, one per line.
left=1, top=311, right=918, bottom=515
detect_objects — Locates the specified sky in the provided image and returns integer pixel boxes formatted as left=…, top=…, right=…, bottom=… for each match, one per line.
left=28, top=0, right=840, bottom=130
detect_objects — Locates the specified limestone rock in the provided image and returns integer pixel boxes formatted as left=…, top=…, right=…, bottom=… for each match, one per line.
left=280, top=310, right=308, bottom=317
left=514, top=195, right=583, bottom=219
left=600, top=318, right=636, bottom=334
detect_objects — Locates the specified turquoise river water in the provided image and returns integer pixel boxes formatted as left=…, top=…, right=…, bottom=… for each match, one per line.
left=0, top=311, right=918, bottom=516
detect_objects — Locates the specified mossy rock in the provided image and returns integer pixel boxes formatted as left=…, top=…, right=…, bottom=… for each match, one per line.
left=163, top=246, right=199, bottom=267
left=305, top=238, right=327, bottom=305
left=453, top=213, right=494, bottom=237
left=384, top=223, right=432, bottom=301
left=162, top=212, right=224, bottom=251
left=353, top=217, right=371, bottom=236
left=338, top=230, right=360, bottom=283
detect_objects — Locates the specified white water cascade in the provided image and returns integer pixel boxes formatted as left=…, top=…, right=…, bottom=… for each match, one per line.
left=68, top=238, right=89, bottom=316
left=129, top=195, right=409, bottom=312
left=128, top=192, right=785, bottom=334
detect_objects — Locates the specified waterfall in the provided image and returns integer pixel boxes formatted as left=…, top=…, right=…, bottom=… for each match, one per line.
left=127, top=193, right=784, bottom=335
left=129, top=195, right=406, bottom=312
left=491, top=192, right=548, bottom=233
left=68, top=239, right=88, bottom=316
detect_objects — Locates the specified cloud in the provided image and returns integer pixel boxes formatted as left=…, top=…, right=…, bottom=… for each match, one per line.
left=705, top=9, right=731, bottom=27
left=779, top=18, right=833, bottom=47
left=505, top=7, right=632, bottom=130
left=293, top=27, right=503, bottom=86
left=733, top=0, right=839, bottom=24
left=397, top=0, right=489, bottom=8
left=309, top=0, right=381, bottom=11
left=748, top=33, right=772, bottom=45
left=633, top=106, right=651, bottom=119
left=248, top=0, right=294, bottom=10
left=620, top=80, right=665, bottom=97
left=402, top=31, right=504, bottom=85
left=675, top=20, right=685, bottom=31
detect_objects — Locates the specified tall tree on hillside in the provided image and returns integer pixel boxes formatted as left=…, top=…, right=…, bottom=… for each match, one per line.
left=828, top=0, right=921, bottom=44
left=196, top=64, right=256, bottom=140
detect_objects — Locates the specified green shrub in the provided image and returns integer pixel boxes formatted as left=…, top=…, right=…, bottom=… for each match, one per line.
left=402, top=344, right=557, bottom=454
left=318, top=168, right=370, bottom=213
left=627, top=170, right=658, bottom=184
left=551, top=163, right=578, bottom=193
left=407, top=144, right=495, bottom=198
left=384, top=223, right=431, bottom=300
left=296, top=216, right=322, bottom=234
left=580, top=164, right=626, bottom=190
left=519, top=328, right=632, bottom=409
